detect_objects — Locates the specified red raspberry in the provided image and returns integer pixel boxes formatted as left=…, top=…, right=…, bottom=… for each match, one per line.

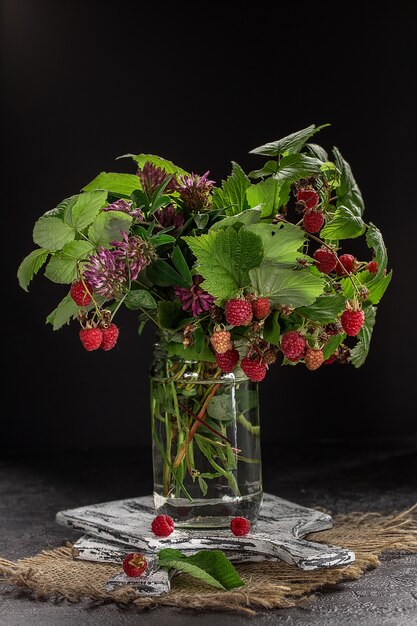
left=122, top=552, right=148, bottom=577
left=70, top=280, right=92, bottom=306
left=252, top=297, right=271, bottom=320
left=225, top=299, right=253, bottom=326
left=297, top=188, right=319, bottom=209
left=367, top=260, right=378, bottom=274
left=303, top=210, right=324, bottom=233
left=304, top=348, right=324, bottom=371
left=215, top=349, right=239, bottom=373
left=341, top=308, right=365, bottom=337
left=101, top=323, right=119, bottom=351
left=280, top=331, right=306, bottom=362
left=230, top=517, right=251, bottom=536
left=210, top=329, right=232, bottom=354
left=335, top=254, right=356, bottom=276
left=151, top=515, right=175, bottom=537
left=79, top=327, right=103, bottom=351
left=241, top=357, right=267, bottom=382
left=313, top=248, right=338, bottom=274
left=324, top=351, right=339, bottom=365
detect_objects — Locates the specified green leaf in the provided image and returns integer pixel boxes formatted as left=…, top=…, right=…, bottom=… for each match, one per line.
left=321, top=205, right=366, bottom=240
left=146, top=260, right=190, bottom=288
left=193, top=324, right=205, bottom=354
left=65, top=191, right=107, bottom=231
left=246, top=178, right=289, bottom=217
left=333, top=146, right=364, bottom=215
left=350, top=306, right=377, bottom=367
left=248, top=160, right=278, bottom=179
left=207, top=394, right=233, bottom=421
left=88, top=211, right=133, bottom=246
left=125, top=289, right=157, bottom=310
left=249, top=124, right=328, bottom=156
left=304, top=143, right=329, bottom=161
left=157, top=549, right=244, bottom=591
left=43, top=196, right=77, bottom=218
left=157, top=300, right=182, bottom=329
left=298, top=294, right=346, bottom=322
left=272, top=154, right=322, bottom=183
left=210, top=207, right=262, bottom=232
left=17, top=248, right=49, bottom=291
left=212, top=162, right=251, bottom=215
left=46, top=293, right=81, bottom=330
left=122, top=153, right=188, bottom=175
left=33, top=216, right=75, bottom=251
left=167, top=341, right=215, bottom=362
left=322, top=332, right=346, bottom=360
left=183, top=227, right=264, bottom=303
left=245, top=223, right=305, bottom=265
left=263, top=310, right=280, bottom=345
left=150, top=234, right=176, bottom=247
left=366, top=222, right=388, bottom=278
left=366, top=270, right=392, bottom=305
left=171, top=246, right=193, bottom=285
left=44, top=241, right=94, bottom=284
left=194, top=213, right=209, bottom=229
left=249, top=266, right=324, bottom=308
left=82, top=172, right=141, bottom=196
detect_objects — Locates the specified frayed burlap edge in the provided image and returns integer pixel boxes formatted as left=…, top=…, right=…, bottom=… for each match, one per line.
left=1, top=505, right=416, bottom=615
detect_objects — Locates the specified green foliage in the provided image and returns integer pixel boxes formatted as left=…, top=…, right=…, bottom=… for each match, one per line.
left=157, top=300, right=182, bottom=330
left=245, top=223, right=305, bottom=265
left=210, top=208, right=262, bottom=232
left=65, top=191, right=107, bottom=231
left=125, top=289, right=157, bottom=310
left=212, top=162, right=251, bottom=215
left=333, top=146, right=364, bottom=214
left=157, top=548, right=244, bottom=591
left=46, top=293, right=82, bottom=330
left=246, top=178, right=289, bottom=217
left=350, top=306, right=377, bottom=367
left=321, top=205, right=366, bottom=239
left=322, top=332, right=346, bottom=360
left=248, top=160, right=278, bottom=179
left=33, top=216, right=75, bottom=251
left=122, top=153, right=188, bottom=175
left=263, top=310, right=281, bottom=345
left=146, top=260, right=190, bottom=288
left=82, top=172, right=141, bottom=196
left=167, top=341, right=215, bottom=362
left=17, top=249, right=49, bottom=291
left=298, top=294, right=346, bottom=322
left=171, top=246, right=193, bottom=285
left=366, top=222, right=388, bottom=278
left=183, top=227, right=264, bottom=303
left=207, top=394, right=233, bottom=421
left=249, top=124, right=328, bottom=156
left=249, top=265, right=324, bottom=308
left=44, top=241, right=94, bottom=284
left=272, top=154, right=322, bottom=183
left=88, top=211, right=133, bottom=246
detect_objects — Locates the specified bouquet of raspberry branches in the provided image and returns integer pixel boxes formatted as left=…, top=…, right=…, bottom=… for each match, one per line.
left=18, top=124, right=391, bottom=380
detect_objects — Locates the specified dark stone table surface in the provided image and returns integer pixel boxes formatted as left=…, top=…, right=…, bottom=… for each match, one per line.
left=1, top=440, right=416, bottom=625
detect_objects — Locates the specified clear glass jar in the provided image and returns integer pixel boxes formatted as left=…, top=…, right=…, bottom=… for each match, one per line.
left=150, top=344, right=262, bottom=528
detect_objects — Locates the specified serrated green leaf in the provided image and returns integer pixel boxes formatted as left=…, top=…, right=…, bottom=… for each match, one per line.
left=333, top=146, right=364, bottom=215
left=83, top=172, right=141, bottom=196
left=322, top=333, right=346, bottom=360
left=365, top=270, right=392, bottom=304
left=46, top=293, right=81, bottom=330
left=146, top=260, right=190, bottom=288
left=304, top=143, right=329, bottom=161
left=366, top=222, right=388, bottom=278
left=44, top=241, right=94, bottom=284
left=157, top=300, right=182, bottom=329
left=245, top=223, right=305, bottom=265
left=272, top=154, right=322, bottom=183
left=125, top=289, right=157, bottom=310
left=298, top=294, right=346, bottom=322
left=157, top=548, right=244, bottom=591
left=321, top=205, right=366, bottom=239
left=17, top=248, right=49, bottom=291
left=248, top=160, right=278, bottom=179
left=43, top=196, right=77, bottom=218
left=88, top=211, right=133, bottom=246
left=212, top=162, right=251, bottom=215
left=121, top=153, right=188, bottom=175
left=33, top=216, right=75, bottom=251
left=210, top=207, right=262, bottom=232
left=249, top=266, right=324, bottom=308
left=246, top=178, right=290, bottom=217
left=183, top=227, right=264, bottom=303
left=350, top=306, right=377, bottom=367
left=171, top=246, right=192, bottom=285
left=65, top=191, right=107, bottom=231
left=167, top=341, right=215, bottom=362
left=249, top=124, right=328, bottom=156
left=263, top=310, right=280, bottom=345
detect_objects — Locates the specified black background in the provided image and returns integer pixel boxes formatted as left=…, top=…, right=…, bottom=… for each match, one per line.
left=3, top=1, right=416, bottom=451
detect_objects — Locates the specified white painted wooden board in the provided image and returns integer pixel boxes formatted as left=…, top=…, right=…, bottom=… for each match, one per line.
left=58, top=493, right=355, bottom=571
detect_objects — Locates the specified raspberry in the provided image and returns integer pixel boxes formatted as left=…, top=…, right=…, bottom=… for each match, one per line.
left=324, top=351, right=339, bottom=365
left=297, top=188, right=319, bottom=209
left=215, top=349, right=239, bottom=373
left=313, top=248, right=338, bottom=274
left=303, top=210, right=324, bottom=233
left=100, top=323, right=119, bottom=351
left=122, top=552, right=148, bottom=577
left=151, top=515, right=175, bottom=537
left=335, top=254, right=356, bottom=276
left=252, top=297, right=271, bottom=320
left=79, top=327, right=103, bottom=351
left=210, top=329, right=232, bottom=354
left=70, top=280, right=92, bottom=306
left=230, top=517, right=251, bottom=536
left=262, top=348, right=277, bottom=365
left=241, top=357, right=267, bottom=382
left=341, top=308, right=365, bottom=336
left=325, top=322, right=343, bottom=336
left=280, top=331, right=306, bottom=362
left=304, top=348, right=324, bottom=371
left=225, top=299, right=253, bottom=326
left=367, top=260, right=378, bottom=274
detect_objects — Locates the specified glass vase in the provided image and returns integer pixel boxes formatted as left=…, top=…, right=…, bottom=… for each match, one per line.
left=150, top=344, right=262, bottom=528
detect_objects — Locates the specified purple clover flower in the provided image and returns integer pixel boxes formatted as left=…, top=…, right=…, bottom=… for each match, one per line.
left=112, top=231, right=156, bottom=281
left=176, top=171, right=215, bottom=212
left=137, top=162, right=177, bottom=197
left=83, top=247, right=127, bottom=298
left=155, top=204, right=185, bottom=233
left=102, top=199, right=144, bottom=220
left=175, top=275, right=215, bottom=317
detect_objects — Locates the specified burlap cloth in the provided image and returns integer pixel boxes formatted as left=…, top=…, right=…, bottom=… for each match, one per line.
left=1, top=506, right=416, bottom=615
